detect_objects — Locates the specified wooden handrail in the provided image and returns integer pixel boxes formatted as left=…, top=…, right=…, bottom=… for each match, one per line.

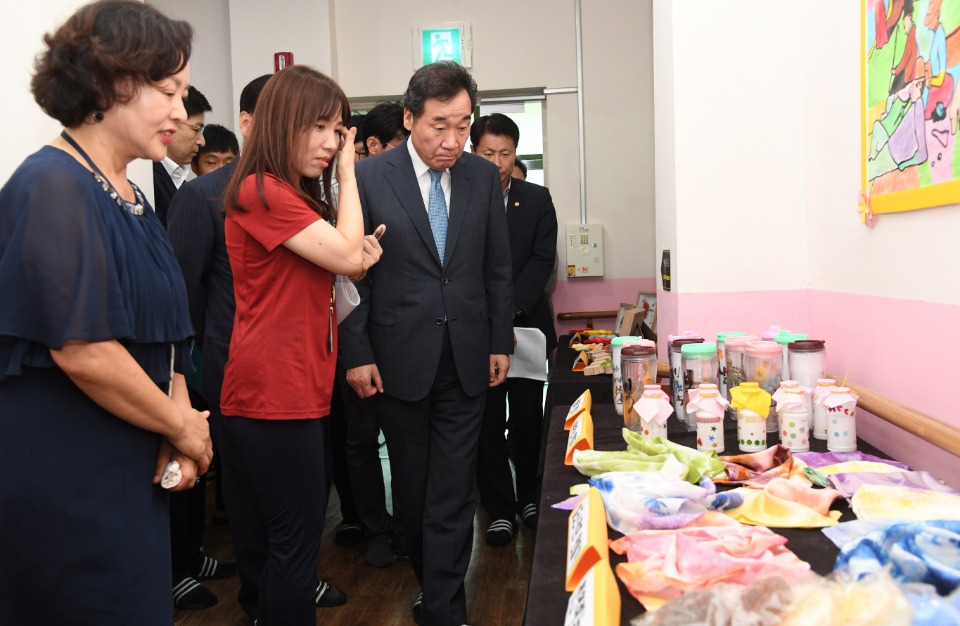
left=556, top=310, right=618, bottom=321
left=556, top=310, right=618, bottom=330
left=827, top=375, right=960, bottom=458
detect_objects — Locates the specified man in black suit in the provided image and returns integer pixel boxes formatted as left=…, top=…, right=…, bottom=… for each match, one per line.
left=153, top=85, right=211, bottom=226
left=470, top=114, right=558, bottom=546
left=166, top=75, right=347, bottom=617
left=342, top=62, right=514, bottom=626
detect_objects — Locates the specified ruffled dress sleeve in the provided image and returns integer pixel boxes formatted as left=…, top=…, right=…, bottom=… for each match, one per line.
left=0, top=147, right=195, bottom=383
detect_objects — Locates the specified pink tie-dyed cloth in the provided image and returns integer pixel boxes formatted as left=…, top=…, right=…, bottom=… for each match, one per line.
left=717, top=445, right=810, bottom=487
left=610, top=513, right=813, bottom=611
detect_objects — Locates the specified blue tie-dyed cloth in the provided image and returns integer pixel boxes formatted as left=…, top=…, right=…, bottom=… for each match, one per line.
left=833, top=520, right=960, bottom=595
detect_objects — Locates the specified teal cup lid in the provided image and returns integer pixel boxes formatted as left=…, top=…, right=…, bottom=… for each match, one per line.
left=717, top=332, right=747, bottom=342
left=681, top=342, right=717, bottom=356
left=775, top=333, right=808, bottom=345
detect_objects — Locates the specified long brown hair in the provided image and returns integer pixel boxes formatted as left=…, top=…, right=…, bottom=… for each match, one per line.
left=225, top=65, right=350, bottom=219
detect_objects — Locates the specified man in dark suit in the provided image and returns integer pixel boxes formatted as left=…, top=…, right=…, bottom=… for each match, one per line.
left=166, top=75, right=346, bottom=617
left=470, top=114, right=558, bottom=546
left=342, top=61, right=514, bottom=626
left=153, top=85, right=211, bottom=226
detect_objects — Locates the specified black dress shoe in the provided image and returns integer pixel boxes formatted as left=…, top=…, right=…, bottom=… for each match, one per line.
left=365, top=534, right=395, bottom=568
left=334, top=521, right=364, bottom=547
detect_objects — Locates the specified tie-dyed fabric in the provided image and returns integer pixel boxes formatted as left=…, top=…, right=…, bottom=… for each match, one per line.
left=852, top=485, right=960, bottom=521
left=833, top=520, right=960, bottom=595
left=724, top=478, right=843, bottom=528
left=587, top=473, right=742, bottom=533
left=610, top=520, right=812, bottom=611
left=804, top=461, right=908, bottom=487
left=828, top=471, right=958, bottom=502
left=632, top=572, right=913, bottom=626
left=717, top=445, right=811, bottom=487
left=793, top=450, right=910, bottom=470
left=573, top=430, right=726, bottom=484
left=901, top=583, right=960, bottom=626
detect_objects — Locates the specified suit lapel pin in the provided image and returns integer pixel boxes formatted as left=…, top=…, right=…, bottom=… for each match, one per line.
left=514, top=201, right=520, bottom=207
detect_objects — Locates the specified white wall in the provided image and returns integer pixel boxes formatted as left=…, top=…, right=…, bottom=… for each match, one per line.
left=135, top=0, right=660, bottom=285
left=150, top=0, right=234, bottom=128
left=658, top=0, right=811, bottom=295
left=0, top=1, right=152, bottom=195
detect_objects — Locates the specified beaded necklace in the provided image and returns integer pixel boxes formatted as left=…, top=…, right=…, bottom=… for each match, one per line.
left=60, top=130, right=145, bottom=216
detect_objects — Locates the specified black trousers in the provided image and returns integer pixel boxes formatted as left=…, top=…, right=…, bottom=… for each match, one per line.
left=477, top=377, right=545, bottom=521
left=338, top=363, right=399, bottom=538
left=219, top=415, right=329, bottom=626
left=376, top=330, right=485, bottom=626
left=328, top=365, right=360, bottom=526
left=170, top=386, right=209, bottom=583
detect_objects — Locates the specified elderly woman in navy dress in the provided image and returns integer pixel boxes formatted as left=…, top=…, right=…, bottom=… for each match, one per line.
left=0, top=2, right=212, bottom=624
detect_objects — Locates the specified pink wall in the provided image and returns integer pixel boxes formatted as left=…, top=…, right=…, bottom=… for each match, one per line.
left=659, top=289, right=960, bottom=488
left=551, top=277, right=657, bottom=336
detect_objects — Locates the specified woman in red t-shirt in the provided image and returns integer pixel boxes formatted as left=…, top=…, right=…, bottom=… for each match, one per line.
left=220, top=66, right=383, bottom=626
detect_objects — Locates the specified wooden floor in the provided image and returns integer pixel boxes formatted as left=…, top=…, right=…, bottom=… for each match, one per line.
left=173, top=484, right=533, bottom=626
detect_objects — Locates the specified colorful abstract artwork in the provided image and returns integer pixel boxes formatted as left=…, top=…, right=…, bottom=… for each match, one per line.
left=862, top=0, right=960, bottom=213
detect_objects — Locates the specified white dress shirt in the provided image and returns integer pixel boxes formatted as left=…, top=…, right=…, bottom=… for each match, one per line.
left=407, top=140, right=450, bottom=216
left=161, top=156, right=195, bottom=189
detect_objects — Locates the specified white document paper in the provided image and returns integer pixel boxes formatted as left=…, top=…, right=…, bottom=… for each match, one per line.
left=508, top=327, right=548, bottom=381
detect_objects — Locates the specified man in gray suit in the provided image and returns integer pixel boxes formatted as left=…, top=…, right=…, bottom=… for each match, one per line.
left=342, top=61, right=513, bottom=626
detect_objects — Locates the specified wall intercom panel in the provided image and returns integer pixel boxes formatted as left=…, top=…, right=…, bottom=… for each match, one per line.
left=565, top=223, right=604, bottom=277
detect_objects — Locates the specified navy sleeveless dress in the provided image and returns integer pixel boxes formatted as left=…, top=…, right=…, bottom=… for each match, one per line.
left=0, top=146, right=195, bottom=625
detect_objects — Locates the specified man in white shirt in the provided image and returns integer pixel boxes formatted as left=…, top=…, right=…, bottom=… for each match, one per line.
left=153, top=85, right=211, bottom=226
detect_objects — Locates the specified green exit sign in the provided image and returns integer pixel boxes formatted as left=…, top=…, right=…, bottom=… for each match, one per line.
left=422, top=27, right=461, bottom=65
left=415, top=22, right=472, bottom=68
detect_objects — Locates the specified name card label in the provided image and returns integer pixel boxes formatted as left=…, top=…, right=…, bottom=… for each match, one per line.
left=564, top=389, right=593, bottom=430
left=564, top=411, right=594, bottom=466
left=565, top=486, right=608, bottom=591
left=563, top=560, right=621, bottom=626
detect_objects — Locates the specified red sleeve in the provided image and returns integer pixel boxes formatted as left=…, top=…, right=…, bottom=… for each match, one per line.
left=232, top=174, right=322, bottom=252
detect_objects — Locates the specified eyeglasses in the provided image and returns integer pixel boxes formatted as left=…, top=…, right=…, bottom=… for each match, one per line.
left=181, top=120, right=205, bottom=136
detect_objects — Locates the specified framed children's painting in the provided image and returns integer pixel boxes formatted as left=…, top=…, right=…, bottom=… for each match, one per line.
left=634, top=291, right=657, bottom=334
left=862, top=0, right=960, bottom=215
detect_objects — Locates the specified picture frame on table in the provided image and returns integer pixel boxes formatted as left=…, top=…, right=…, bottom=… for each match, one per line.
left=613, top=302, right=634, bottom=336
left=635, top=291, right=657, bottom=334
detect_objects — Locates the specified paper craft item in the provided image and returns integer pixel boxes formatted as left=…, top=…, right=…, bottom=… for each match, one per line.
left=565, top=389, right=592, bottom=430
left=508, top=327, right=547, bottom=381
left=565, top=411, right=595, bottom=466
left=686, top=384, right=730, bottom=419
left=729, top=382, right=772, bottom=418
left=566, top=487, right=610, bottom=591
left=627, top=385, right=673, bottom=439
left=564, top=558, right=620, bottom=626
left=824, top=387, right=859, bottom=453
left=572, top=350, right=589, bottom=372
left=772, top=380, right=811, bottom=407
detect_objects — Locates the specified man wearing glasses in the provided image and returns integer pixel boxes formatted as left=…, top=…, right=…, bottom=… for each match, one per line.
left=153, top=85, right=211, bottom=226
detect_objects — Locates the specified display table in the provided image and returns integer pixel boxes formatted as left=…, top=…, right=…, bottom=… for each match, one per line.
left=524, top=402, right=889, bottom=626
left=544, top=335, right=615, bottom=414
